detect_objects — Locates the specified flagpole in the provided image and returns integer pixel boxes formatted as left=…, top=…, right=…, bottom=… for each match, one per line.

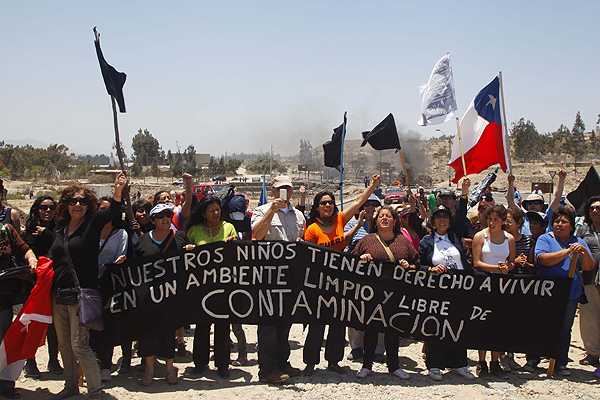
left=456, top=117, right=467, bottom=178
left=498, top=71, right=513, bottom=173
left=339, top=112, right=347, bottom=211
left=110, top=95, right=134, bottom=223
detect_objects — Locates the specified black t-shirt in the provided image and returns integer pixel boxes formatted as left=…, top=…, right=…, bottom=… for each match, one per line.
left=50, top=199, right=121, bottom=289
left=134, top=230, right=189, bottom=258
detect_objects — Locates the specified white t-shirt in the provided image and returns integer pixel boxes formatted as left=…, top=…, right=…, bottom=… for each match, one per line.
left=431, top=233, right=464, bottom=270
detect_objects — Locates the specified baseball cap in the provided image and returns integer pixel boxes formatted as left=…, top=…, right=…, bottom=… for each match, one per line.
left=149, top=202, right=175, bottom=217
left=271, top=175, right=293, bottom=188
left=364, top=194, right=381, bottom=207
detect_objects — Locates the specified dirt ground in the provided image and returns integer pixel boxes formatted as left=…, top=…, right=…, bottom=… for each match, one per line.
left=14, top=313, right=600, bottom=400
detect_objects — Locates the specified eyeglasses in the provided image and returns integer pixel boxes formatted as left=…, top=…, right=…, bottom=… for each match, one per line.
left=39, top=204, right=56, bottom=211
left=528, top=200, right=544, bottom=206
left=319, top=200, right=334, bottom=206
left=68, top=197, right=89, bottom=206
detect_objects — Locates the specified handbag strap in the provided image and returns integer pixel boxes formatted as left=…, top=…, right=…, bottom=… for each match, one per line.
left=160, top=231, right=175, bottom=254
left=63, top=228, right=81, bottom=289
left=375, top=234, right=396, bottom=263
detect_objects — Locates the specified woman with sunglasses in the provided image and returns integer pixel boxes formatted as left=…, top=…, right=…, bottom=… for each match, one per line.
left=302, top=175, right=381, bottom=376
left=49, top=172, right=127, bottom=400
left=185, top=196, right=237, bottom=378
left=22, top=196, right=62, bottom=379
left=135, top=202, right=189, bottom=386
left=352, top=206, right=418, bottom=379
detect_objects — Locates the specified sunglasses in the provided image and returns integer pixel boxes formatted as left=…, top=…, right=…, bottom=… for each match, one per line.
left=528, top=200, right=544, bottom=206
left=39, top=204, right=56, bottom=211
left=482, top=195, right=494, bottom=202
left=319, top=200, right=334, bottom=206
left=590, top=205, right=600, bottom=211
left=68, top=197, right=90, bottom=206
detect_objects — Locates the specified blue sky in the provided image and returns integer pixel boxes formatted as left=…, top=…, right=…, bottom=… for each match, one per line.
left=1, top=1, right=599, bottom=156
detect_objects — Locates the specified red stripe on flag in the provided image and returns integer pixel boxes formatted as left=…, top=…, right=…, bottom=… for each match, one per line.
left=449, top=122, right=507, bottom=183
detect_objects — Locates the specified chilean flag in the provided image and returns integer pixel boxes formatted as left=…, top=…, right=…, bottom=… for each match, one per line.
left=448, top=76, right=510, bottom=183
left=0, top=257, right=54, bottom=381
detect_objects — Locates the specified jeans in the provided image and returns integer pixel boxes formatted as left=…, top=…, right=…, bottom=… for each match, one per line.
left=0, top=307, right=15, bottom=392
left=257, top=322, right=292, bottom=376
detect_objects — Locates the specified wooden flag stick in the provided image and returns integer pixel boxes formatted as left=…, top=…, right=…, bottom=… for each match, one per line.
left=547, top=253, right=579, bottom=377
left=110, top=95, right=134, bottom=222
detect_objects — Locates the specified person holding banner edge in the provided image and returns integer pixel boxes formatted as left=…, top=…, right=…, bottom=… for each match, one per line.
left=302, top=175, right=381, bottom=376
left=419, top=205, right=476, bottom=381
left=353, top=205, right=418, bottom=379
left=532, top=206, right=596, bottom=376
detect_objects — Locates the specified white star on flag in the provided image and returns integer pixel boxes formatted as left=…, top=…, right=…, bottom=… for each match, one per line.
left=486, top=94, right=497, bottom=110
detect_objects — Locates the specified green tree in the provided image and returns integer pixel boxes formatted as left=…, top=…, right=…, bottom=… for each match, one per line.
left=511, top=118, right=541, bottom=161
left=246, top=154, right=287, bottom=175
left=131, top=129, right=164, bottom=166
left=183, top=145, right=197, bottom=174
left=568, top=111, right=586, bottom=169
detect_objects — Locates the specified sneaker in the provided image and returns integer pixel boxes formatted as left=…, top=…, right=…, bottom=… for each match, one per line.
left=522, top=360, right=539, bottom=373
left=579, top=354, right=600, bottom=366
left=356, top=368, right=371, bottom=378
left=428, top=368, right=443, bottom=381
left=556, top=366, right=571, bottom=377
left=476, top=361, right=489, bottom=377
left=392, top=368, right=410, bottom=380
left=593, top=367, right=600, bottom=378
left=490, top=361, right=505, bottom=376
left=499, top=355, right=512, bottom=372
left=24, top=360, right=41, bottom=379
left=259, top=372, right=289, bottom=384
left=454, top=366, right=476, bottom=379
left=347, top=348, right=364, bottom=362
left=303, top=364, right=315, bottom=376
left=47, top=359, right=64, bottom=375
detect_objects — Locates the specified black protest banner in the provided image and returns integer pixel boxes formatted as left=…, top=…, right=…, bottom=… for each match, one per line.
left=102, top=240, right=569, bottom=357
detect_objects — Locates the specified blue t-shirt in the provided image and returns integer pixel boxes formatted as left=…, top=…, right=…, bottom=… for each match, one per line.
left=534, top=232, right=591, bottom=300
left=521, top=208, right=552, bottom=236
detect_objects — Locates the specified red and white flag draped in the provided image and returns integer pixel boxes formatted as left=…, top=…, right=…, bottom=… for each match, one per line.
left=0, top=257, right=54, bottom=381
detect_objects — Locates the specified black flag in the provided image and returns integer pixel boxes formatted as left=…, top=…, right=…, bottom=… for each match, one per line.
left=323, top=112, right=346, bottom=171
left=361, top=113, right=401, bottom=151
left=93, top=27, right=127, bottom=113
left=567, top=166, right=600, bottom=213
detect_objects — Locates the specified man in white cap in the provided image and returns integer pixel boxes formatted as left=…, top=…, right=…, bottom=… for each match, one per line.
left=251, top=175, right=306, bottom=384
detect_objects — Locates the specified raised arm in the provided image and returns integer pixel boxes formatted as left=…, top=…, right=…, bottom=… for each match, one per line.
left=343, top=175, right=381, bottom=224
left=506, top=174, right=518, bottom=211
left=549, top=169, right=566, bottom=212
left=251, top=199, right=286, bottom=240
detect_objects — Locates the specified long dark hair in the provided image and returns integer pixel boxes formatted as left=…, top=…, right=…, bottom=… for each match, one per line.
left=186, top=196, right=222, bottom=231
left=25, top=195, right=56, bottom=232
left=584, top=195, right=600, bottom=227
left=308, top=191, right=338, bottom=225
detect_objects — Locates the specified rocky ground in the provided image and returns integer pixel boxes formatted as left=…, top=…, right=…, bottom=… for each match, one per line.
left=15, top=313, right=600, bottom=400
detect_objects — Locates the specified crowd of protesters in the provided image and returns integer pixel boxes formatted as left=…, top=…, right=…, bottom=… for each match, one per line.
left=0, top=167, right=599, bottom=399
